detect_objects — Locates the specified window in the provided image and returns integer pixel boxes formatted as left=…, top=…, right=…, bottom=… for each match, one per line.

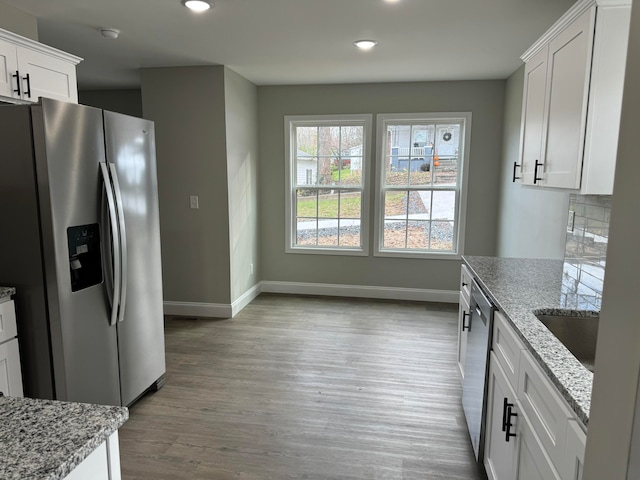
left=285, top=115, right=372, bottom=255
left=374, top=113, right=470, bottom=257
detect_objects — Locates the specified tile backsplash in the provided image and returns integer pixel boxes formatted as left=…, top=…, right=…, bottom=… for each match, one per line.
left=562, top=194, right=612, bottom=310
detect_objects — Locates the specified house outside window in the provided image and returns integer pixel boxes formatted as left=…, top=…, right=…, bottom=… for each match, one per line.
left=374, top=112, right=471, bottom=258
left=285, top=114, right=372, bottom=255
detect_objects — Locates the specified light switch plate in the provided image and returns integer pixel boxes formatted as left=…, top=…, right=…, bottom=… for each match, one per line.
left=567, top=210, right=575, bottom=232
left=189, top=195, right=199, bottom=209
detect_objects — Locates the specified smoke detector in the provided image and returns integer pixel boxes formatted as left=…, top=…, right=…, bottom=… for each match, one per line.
left=99, top=28, right=120, bottom=39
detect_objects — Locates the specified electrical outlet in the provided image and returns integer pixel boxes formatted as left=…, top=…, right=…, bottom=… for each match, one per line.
left=250, top=263, right=254, bottom=275
left=189, top=195, right=199, bottom=209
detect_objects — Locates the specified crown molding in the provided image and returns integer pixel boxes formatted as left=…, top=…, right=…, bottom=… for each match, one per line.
left=521, top=0, right=630, bottom=62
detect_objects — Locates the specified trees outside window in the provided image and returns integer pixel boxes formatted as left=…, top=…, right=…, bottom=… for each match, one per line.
left=374, top=113, right=471, bottom=258
left=285, top=115, right=372, bottom=255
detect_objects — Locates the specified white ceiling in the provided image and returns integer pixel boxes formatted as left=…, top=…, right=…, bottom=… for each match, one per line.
left=4, top=0, right=576, bottom=90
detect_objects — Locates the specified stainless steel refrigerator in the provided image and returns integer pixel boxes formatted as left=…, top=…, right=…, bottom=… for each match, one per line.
left=0, top=98, right=165, bottom=406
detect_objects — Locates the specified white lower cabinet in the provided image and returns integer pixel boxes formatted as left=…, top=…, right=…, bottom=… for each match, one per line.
left=563, top=420, right=586, bottom=480
left=481, top=305, right=587, bottom=480
left=457, top=292, right=470, bottom=379
left=485, top=353, right=518, bottom=480
left=516, top=409, right=562, bottom=480
left=64, top=431, right=122, bottom=480
left=0, top=299, right=23, bottom=398
left=0, top=338, right=23, bottom=397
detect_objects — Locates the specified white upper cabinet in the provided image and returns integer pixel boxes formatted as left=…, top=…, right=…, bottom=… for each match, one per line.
left=0, top=38, right=19, bottom=99
left=0, top=28, right=82, bottom=104
left=517, top=0, right=631, bottom=194
left=519, top=47, right=548, bottom=185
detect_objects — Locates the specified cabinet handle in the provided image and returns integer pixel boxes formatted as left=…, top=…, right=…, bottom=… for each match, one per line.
left=462, top=311, right=470, bottom=331
left=533, top=159, right=543, bottom=185
left=505, top=404, right=517, bottom=442
left=512, top=162, right=521, bottom=182
left=502, top=397, right=511, bottom=432
left=23, top=73, right=31, bottom=98
left=461, top=281, right=468, bottom=287
left=12, top=71, right=21, bottom=96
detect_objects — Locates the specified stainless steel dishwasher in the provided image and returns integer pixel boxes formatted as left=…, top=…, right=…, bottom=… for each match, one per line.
left=462, top=278, right=495, bottom=460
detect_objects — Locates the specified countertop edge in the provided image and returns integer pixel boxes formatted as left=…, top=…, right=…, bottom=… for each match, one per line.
left=0, top=286, right=16, bottom=300
left=0, top=397, right=129, bottom=480
left=462, top=256, right=593, bottom=427
left=46, top=408, right=129, bottom=480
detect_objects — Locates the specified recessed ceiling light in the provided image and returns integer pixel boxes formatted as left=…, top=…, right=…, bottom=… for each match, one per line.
left=182, top=0, right=212, bottom=12
left=354, top=40, right=378, bottom=50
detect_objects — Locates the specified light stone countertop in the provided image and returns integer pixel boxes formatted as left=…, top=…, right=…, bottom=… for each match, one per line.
left=0, top=286, right=16, bottom=300
left=462, top=256, right=597, bottom=427
left=0, top=395, right=128, bottom=480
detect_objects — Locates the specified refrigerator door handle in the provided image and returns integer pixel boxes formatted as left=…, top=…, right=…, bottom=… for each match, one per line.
left=109, top=162, right=128, bottom=324
left=101, top=187, right=114, bottom=308
left=100, top=162, right=121, bottom=326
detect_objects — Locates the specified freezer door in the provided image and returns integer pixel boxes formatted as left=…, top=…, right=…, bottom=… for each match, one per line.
left=34, top=98, right=121, bottom=405
left=103, top=110, right=166, bottom=406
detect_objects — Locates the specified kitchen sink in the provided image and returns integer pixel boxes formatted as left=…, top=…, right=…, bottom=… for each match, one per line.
left=535, top=314, right=599, bottom=372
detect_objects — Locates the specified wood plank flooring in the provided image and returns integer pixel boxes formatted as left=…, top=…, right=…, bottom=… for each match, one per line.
left=119, top=294, right=485, bottom=479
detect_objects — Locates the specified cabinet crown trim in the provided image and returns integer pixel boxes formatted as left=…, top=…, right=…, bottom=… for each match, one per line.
left=521, top=0, right=629, bottom=62
left=0, top=28, right=83, bottom=65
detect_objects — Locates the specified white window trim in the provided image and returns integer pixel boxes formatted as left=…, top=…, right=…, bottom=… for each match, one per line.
left=284, top=114, right=373, bottom=256
left=373, top=112, right=471, bottom=260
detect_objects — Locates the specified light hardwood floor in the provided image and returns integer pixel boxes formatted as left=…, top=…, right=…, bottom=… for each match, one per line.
left=119, top=294, right=485, bottom=479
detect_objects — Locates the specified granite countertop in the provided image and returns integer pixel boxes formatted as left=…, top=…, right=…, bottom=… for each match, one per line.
left=0, top=286, right=16, bottom=300
left=0, top=396, right=128, bottom=480
left=462, top=256, right=598, bottom=427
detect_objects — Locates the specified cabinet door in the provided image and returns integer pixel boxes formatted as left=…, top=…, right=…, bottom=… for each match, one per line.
left=64, top=431, right=121, bottom=480
left=518, top=350, right=572, bottom=473
left=484, top=353, right=518, bottom=480
left=63, top=441, right=110, bottom=480
left=460, top=264, right=472, bottom=304
left=0, top=38, right=19, bottom=99
left=457, top=293, right=470, bottom=379
left=0, top=338, right=24, bottom=397
left=540, top=7, right=595, bottom=189
left=16, top=46, right=78, bottom=103
left=516, top=409, right=562, bottom=480
left=519, top=46, right=548, bottom=186
left=492, top=311, right=523, bottom=389
left=563, top=420, right=586, bottom=480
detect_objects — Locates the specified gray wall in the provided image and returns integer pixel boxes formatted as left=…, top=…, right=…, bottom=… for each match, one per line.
left=0, top=1, right=38, bottom=40
left=141, top=66, right=231, bottom=305
left=495, top=65, right=569, bottom=260
left=224, top=67, right=260, bottom=302
left=258, top=80, right=505, bottom=291
left=79, top=89, right=143, bottom=118
left=583, top=2, right=640, bottom=476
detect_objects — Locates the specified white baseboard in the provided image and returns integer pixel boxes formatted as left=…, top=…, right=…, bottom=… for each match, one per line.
left=231, top=283, right=262, bottom=317
left=164, top=281, right=458, bottom=319
left=259, top=281, right=458, bottom=303
left=163, top=301, right=232, bottom=318
left=164, top=282, right=263, bottom=319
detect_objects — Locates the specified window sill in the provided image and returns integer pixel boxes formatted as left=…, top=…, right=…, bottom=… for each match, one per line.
left=286, top=246, right=369, bottom=257
left=373, top=250, right=462, bottom=260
